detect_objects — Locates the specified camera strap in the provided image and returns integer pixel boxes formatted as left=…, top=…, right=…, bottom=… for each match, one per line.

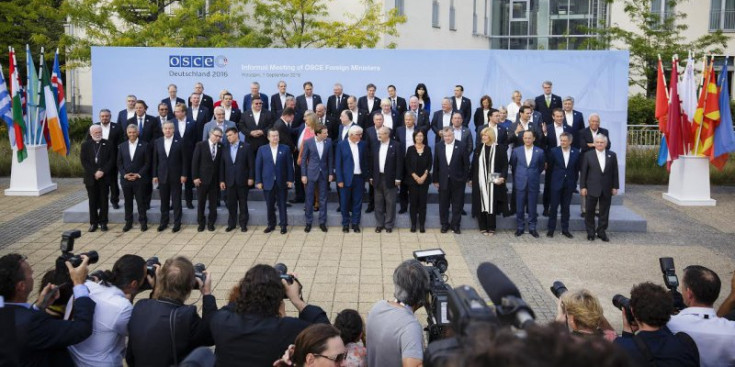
left=169, top=307, right=179, bottom=366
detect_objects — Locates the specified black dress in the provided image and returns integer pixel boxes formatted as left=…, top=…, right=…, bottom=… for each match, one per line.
left=471, top=144, right=509, bottom=230
left=405, top=145, right=433, bottom=227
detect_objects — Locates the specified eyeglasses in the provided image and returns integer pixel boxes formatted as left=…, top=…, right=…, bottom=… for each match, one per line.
left=314, top=352, right=347, bottom=364
left=213, top=134, right=223, bottom=138
left=254, top=102, right=263, bottom=105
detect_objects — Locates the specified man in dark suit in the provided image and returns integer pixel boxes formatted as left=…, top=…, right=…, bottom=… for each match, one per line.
left=126, top=100, right=161, bottom=211
left=386, top=85, right=407, bottom=117
left=117, top=94, right=136, bottom=125
left=450, top=112, right=474, bottom=157
left=509, top=130, right=545, bottom=238
left=370, top=126, right=403, bottom=233
left=521, top=99, right=544, bottom=126
left=452, top=85, right=472, bottom=127
left=475, top=110, right=509, bottom=148
left=542, top=109, right=574, bottom=216
left=295, top=81, right=322, bottom=116
left=508, top=106, right=545, bottom=148
left=0, top=253, right=95, bottom=367
left=376, top=99, right=402, bottom=134
left=301, top=124, right=333, bottom=232
left=152, top=121, right=189, bottom=233
left=334, top=110, right=358, bottom=213
left=118, top=124, right=150, bottom=232
left=192, top=82, right=214, bottom=113
left=270, top=80, right=294, bottom=117
left=192, top=127, right=224, bottom=232
left=221, top=92, right=242, bottom=125
left=534, top=81, right=562, bottom=125
left=335, top=125, right=369, bottom=233
left=578, top=113, right=611, bottom=217
left=162, top=84, right=185, bottom=120
left=364, top=113, right=391, bottom=214
left=314, top=103, right=333, bottom=138
left=154, top=103, right=171, bottom=130
left=239, top=96, right=274, bottom=152
left=546, top=132, right=580, bottom=238
left=272, top=108, right=304, bottom=204
left=580, top=135, right=619, bottom=242
left=346, top=96, right=369, bottom=131
left=408, top=96, right=430, bottom=132
left=396, top=111, right=419, bottom=213
left=562, top=96, right=585, bottom=149
left=219, top=127, right=254, bottom=232
left=242, top=81, right=270, bottom=111
left=172, top=103, right=197, bottom=209
left=431, top=98, right=454, bottom=142
left=188, top=93, right=212, bottom=141
left=94, top=109, right=124, bottom=209
left=81, top=125, right=114, bottom=232
left=326, top=83, right=349, bottom=123
left=357, top=83, right=381, bottom=115
left=433, top=127, right=470, bottom=234
left=255, top=129, right=294, bottom=234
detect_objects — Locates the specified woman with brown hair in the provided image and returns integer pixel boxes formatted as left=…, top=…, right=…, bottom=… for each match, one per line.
left=473, top=95, right=495, bottom=130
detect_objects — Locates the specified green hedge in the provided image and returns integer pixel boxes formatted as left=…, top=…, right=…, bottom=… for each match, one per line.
left=626, top=148, right=735, bottom=185
left=629, top=95, right=735, bottom=126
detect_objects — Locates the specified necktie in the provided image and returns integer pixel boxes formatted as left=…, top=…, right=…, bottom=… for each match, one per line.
left=546, top=96, right=550, bottom=107
left=211, top=144, right=216, bottom=161
left=138, top=118, right=143, bottom=132
left=392, top=98, right=396, bottom=108
left=337, top=96, right=340, bottom=107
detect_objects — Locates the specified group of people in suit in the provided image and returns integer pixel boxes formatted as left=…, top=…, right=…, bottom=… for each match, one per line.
left=81, top=80, right=619, bottom=239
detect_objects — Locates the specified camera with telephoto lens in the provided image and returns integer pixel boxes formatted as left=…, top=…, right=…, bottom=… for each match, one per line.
left=274, top=263, right=303, bottom=299
left=413, top=249, right=453, bottom=343
left=135, top=257, right=161, bottom=291
left=59, top=230, right=99, bottom=267
left=659, top=257, right=686, bottom=311
left=550, top=281, right=568, bottom=299
left=612, top=294, right=635, bottom=325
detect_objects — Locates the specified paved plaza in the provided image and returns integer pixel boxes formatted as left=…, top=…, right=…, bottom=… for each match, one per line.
left=1, top=178, right=733, bottom=331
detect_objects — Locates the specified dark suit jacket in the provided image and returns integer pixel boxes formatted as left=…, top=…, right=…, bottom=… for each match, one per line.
left=295, top=94, right=322, bottom=115
left=152, top=137, right=189, bottom=184
left=534, top=93, right=563, bottom=125
left=433, top=140, right=471, bottom=186
left=239, top=109, right=275, bottom=149
left=507, top=120, right=545, bottom=148
left=548, top=147, right=581, bottom=191
left=117, top=140, right=150, bottom=179
left=471, top=144, right=509, bottom=217
left=373, top=110, right=403, bottom=134
left=272, top=118, right=297, bottom=152
left=452, top=96, right=472, bottom=126
left=255, top=144, right=294, bottom=190
left=387, top=96, right=407, bottom=117
left=335, top=123, right=357, bottom=152
left=270, top=93, right=294, bottom=116
left=357, top=96, right=381, bottom=115
left=187, top=106, right=212, bottom=142
left=326, top=94, right=349, bottom=122
left=162, top=97, right=186, bottom=119
left=347, top=109, right=370, bottom=130
left=431, top=110, right=454, bottom=141
left=197, top=93, right=215, bottom=113
left=242, top=93, right=270, bottom=111
left=226, top=108, right=242, bottom=127
left=564, top=110, right=586, bottom=149
left=454, top=127, right=474, bottom=156
left=126, top=115, right=162, bottom=143
left=10, top=297, right=95, bottom=367
left=192, top=140, right=223, bottom=186
left=580, top=127, right=611, bottom=153
left=396, top=126, right=419, bottom=154
left=408, top=109, right=430, bottom=132
left=544, top=123, right=574, bottom=152
left=116, top=109, right=134, bottom=125
left=369, top=140, right=404, bottom=184
left=81, top=139, right=114, bottom=186
left=220, top=141, right=255, bottom=187
left=580, top=149, right=619, bottom=197
left=335, top=139, right=368, bottom=186
left=172, top=118, right=197, bottom=156
left=93, top=122, right=125, bottom=147
left=475, top=124, right=509, bottom=148
left=473, top=107, right=498, bottom=131
left=509, top=145, right=546, bottom=191
left=300, top=137, right=334, bottom=181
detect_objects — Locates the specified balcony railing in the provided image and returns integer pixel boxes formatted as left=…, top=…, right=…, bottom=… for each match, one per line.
left=710, top=9, right=735, bottom=31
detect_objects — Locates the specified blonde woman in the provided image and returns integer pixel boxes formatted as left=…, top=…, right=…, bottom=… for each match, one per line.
left=470, top=128, right=508, bottom=235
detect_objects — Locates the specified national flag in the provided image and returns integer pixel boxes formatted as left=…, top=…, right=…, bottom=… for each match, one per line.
left=26, top=45, right=43, bottom=145
left=655, top=58, right=668, bottom=133
left=39, top=57, right=66, bottom=155
left=678, top=55, right=695, bottom=150
left=666, top=58, right=685, bottom=163
left=0, top=64, right=16, bottom=147
left=9, top=49, right=27, bottom=162
left=712, top=59, right=735, bottom=170
left=691, top=62, right=720, bottom=158
left=657, top=135, right=669, bottom=167
left=52, top=50, right=70, bottom=155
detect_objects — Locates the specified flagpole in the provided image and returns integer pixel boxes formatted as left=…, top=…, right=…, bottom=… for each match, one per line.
left=38, top=47, right=47, bottom=144
left=693, top=55, right=713, bottom=156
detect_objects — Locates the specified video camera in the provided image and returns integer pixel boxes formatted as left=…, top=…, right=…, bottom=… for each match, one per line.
left=274, top=263, right=303, bottom=299
left=413, top=249, right=453, bottom=342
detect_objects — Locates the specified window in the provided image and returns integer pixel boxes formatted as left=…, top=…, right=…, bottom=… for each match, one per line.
left=432, top=0, right=440, bottom=28
left=710, top=0, right=735, bottom=31
left=484, top=0, right=490, bottom=35
left=473, top=0, right=478, bottom=34
left=511, top=0, right=529, bottom=21
left=650, top=0, right=674, bottom=25
left=450, top=0, right=457, bottom=30
left=395, top=0, right=405, bottom=16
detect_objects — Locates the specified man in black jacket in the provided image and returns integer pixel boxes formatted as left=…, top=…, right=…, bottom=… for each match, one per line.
left=580, top=135, right=619, bottom=242
left=117, top=124, right=151, bottom=232
left=219, top=127, right=255, bottom=232
left=126, top=256, right=216, bottom=366
left=0, top=253, right=95, bottom=367
left=192, top=127, right=224, bottom=232
left=152, top=121, right=189, bottom=233
left=81, top=125, right=115, bottom=232
left=94, top=109, right=124, bottom=209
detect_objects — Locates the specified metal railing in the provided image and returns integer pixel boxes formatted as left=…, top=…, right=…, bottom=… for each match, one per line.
left=709, top=9, right=735, bottom=31
left=627, top=125, right=662, bottom=146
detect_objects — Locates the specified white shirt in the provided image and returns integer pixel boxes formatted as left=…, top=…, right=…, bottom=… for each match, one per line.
left=667, top=307, right=735, bottom=367
left=453, top=128, right=462, bottom=142
left=306, top=95, right=314, bottom=111
left=445, top=141, right=454, bottom=164
left=442, top=112, right=452, bottom=128
left=349, top=141, right=361, bottom=174
left=270, top=144, right=278, bottom=164
left=562, top=148, right=570, bottom=168
left=208, top=140, right=218, bottom=160
left=367, top=98, right=375, bottom=112
left=507, top=103, right=520, bottom=120
left=100, top=123, right=111, bottom=140
left=554, top=123, right=564, bottom=146
left=482, top=109, right=490, bottom=125
left=279, top=94, right=286, bottom=108
left=350, top=109, right=359, bottom=125
left=224, top=106, right=232, bottom=121
left=591, top=129, right=600, bottom=140
left=126, top=110, right=135, bottom=120
left=454, top=97, right=463, bottom=108
left=596, top=149, right=606, bottom=172
left=525, top=146, right=534, bottom=166
left=164, top=136, right=173, bottom=156
left=383, top=113, right=394, bottom=130
left=342, top=124, right=351, bottom=141
left=177, top=119, right=187, bottom=137
left=128, top=139, right=138, bottom=158
left=405, top=126, right=414, bottom=151
left=565, top=111, right=574, bottom=127
left=68, top=281, right=132, bottom=367
left=192, top=107, right=199, bottom=121
left=378, top=142, right=389, bottom=173
left=253, top=111, right=261, bottom=124
left=315, top=138, right=324, bottom=159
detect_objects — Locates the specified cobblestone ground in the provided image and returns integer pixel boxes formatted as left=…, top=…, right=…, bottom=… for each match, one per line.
left=1, top=178, right=733, bottom=332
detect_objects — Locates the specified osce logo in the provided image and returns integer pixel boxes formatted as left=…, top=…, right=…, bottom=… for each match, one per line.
left=169, top=55, right=228, bottom=68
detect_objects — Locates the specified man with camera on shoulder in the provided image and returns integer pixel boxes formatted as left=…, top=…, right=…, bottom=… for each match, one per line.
left=126, top=256, right=216, bottom=366
left=0, top=253, right=95, bottom=367
left=666, top=265, right=735, bottom=367
left=613, top=282, right=699, bottom=366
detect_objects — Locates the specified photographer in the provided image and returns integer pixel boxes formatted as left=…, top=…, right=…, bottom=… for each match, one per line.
left=366, top=259, right=429, bottom=367
left=667, top=265, right=735, bottom=366
left=210, top=264, right=329, bottom=366
left=0, top=253, right=95, bottom=366
left=613, top=282, right=699, bottom=366
left=68, top=254, right=147, bottom=366
left=555, top=289, right=616, bottom=341
left=273, top=324, right=347, bottom=367
left=126, top=256, right=217, bottom=366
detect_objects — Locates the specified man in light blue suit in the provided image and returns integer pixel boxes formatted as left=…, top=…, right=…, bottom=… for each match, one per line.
left=509, top=130, right=546, bottom=238
left=300, top=124, right=333, bottom=233
left=335, top=125, right=368, bottom=233
left=255, top=129, right=294, bottom=234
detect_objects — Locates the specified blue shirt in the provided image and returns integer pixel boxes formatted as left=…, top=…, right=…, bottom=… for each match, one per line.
left=230, top=143, right=238, bottom=164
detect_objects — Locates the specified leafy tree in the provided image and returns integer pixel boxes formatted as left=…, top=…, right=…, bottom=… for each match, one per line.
left=0, top=0, right=66, bottom=73
left=252, top=0, right=407, bottom=48
left=586, top=0, right=728, bottom=97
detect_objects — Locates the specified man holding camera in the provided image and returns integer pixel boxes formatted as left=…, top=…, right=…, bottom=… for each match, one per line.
left=667, top=265, right=735, bottom=366
left=366, top=259, right=429, bottom=367
left=0, top=253, right=95, bottom=366
left=613, top=282, right=699, bottom=366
